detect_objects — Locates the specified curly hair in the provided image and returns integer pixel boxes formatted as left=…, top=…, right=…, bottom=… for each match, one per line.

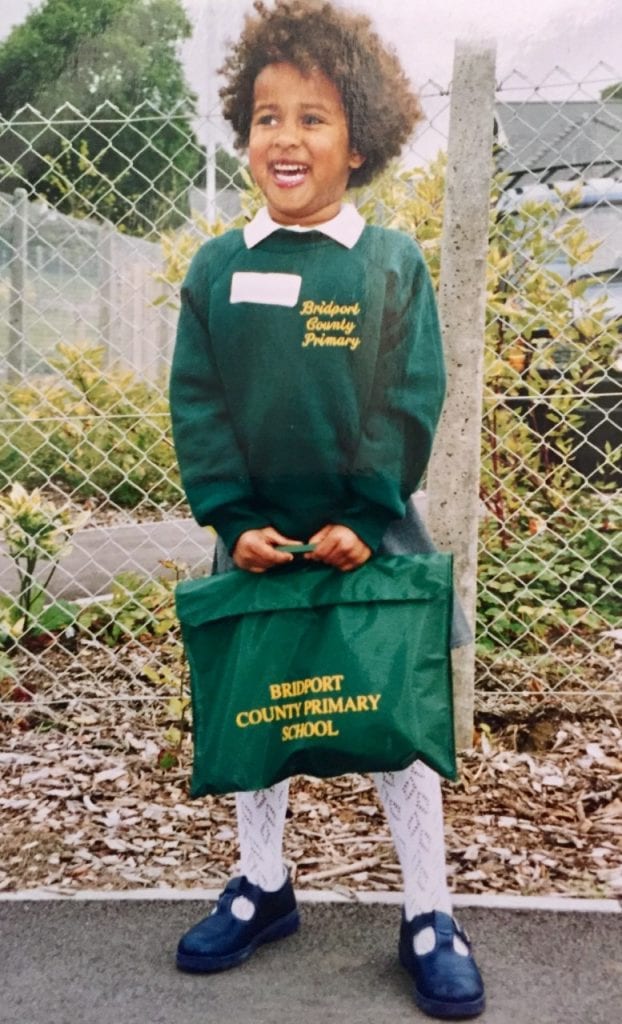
left=219, top=0, right=422, bottom=187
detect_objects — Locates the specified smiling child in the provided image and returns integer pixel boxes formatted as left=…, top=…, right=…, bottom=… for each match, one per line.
left=169, top=1, right=485, bottom=1018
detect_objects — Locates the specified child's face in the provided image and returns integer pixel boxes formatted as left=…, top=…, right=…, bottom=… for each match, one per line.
left=248, top=61, right=365, bottom=226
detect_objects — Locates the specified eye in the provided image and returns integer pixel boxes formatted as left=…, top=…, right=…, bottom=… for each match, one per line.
left=254, top=113, right=278, bottom=126
left=302, top=113, right=323, bottom=126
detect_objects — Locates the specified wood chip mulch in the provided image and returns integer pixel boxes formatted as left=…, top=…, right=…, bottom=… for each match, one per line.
left=1, top=670, right=620, bottom=899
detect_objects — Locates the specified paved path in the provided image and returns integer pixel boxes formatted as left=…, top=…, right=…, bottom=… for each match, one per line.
left=0, top=519, right=215, bottom=601
left=0, top=900, right=620, bottom=1024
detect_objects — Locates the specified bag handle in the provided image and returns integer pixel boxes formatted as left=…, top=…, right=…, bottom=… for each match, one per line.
left=275, top=543, right=318, bottom=554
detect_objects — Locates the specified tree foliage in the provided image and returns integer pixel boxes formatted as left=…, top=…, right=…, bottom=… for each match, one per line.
left=0, top=0, right=202, bottom=234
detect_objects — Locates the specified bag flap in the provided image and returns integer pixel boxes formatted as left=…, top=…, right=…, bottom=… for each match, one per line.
left=175, top=553, right=452, bottom=628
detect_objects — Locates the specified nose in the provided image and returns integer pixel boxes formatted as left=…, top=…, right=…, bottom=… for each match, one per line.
left=273, top=116, right=301, bottom=149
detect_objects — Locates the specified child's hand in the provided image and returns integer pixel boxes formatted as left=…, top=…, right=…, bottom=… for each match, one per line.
left=232, top=527, right=303, bottom=573
left=305, top=524, right=372, bottom=572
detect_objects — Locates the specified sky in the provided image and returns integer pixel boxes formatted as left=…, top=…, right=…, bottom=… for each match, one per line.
left=1, top=0, right=621, bottom=162
left=2, top=0, right=621, bottom=84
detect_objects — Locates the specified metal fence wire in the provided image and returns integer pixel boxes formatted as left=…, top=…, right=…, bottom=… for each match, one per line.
left=0, top=64, right=620, bottom=745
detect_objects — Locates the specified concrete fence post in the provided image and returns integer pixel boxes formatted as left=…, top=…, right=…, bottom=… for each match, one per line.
left=203, top=0, right=219, bottom=222
left=426, top=40, right=497, bottom=749
left=155, top=268, right=175, bottom=380
left=99, top=221, right=115, bottom=365
left=7, top=187, right=28, bottom=382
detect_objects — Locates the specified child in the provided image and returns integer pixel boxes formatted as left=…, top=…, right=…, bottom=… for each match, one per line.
left=169, top=0, right=484, bottom=1018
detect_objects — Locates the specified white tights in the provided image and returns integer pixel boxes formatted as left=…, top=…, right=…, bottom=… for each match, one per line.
left=235, top=760, right=452, bottom=921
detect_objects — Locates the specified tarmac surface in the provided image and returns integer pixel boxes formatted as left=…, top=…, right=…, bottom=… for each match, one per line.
left=0, top=519, right=215, bottom=601
left=0, top=899, right=620, bottom=1024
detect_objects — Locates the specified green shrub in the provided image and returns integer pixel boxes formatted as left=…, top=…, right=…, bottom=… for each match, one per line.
left=0, top=342, right=183, bottom=507
left=477, top=495, right=620, bottom=651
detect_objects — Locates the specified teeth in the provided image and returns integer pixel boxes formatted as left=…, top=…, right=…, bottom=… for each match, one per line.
left=271, top=162, right=308, bottom=187
left=274, top=163, right=307, bottom=172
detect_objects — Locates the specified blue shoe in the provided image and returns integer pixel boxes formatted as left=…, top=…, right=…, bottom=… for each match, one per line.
left=176, top=874, right=299, bottom=973
left=399, top=910, right=485, bottom=1019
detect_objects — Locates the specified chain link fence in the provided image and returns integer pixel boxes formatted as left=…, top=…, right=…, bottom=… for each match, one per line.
left=0, top=64, right=620, bottom=757
left=479, top=65, right=620, bottom=714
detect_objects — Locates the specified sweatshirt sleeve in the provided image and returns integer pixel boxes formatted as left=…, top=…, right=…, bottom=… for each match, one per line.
left=169, top=251, right=269, bottom=553
left=338, top=244, right=446, bottom=552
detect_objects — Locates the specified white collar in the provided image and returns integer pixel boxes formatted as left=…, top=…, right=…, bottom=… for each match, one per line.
left=243, top=203, right=365, bottom=250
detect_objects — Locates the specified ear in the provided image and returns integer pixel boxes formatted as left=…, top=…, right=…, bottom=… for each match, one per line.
left=349, top=150, right=366, bottom=170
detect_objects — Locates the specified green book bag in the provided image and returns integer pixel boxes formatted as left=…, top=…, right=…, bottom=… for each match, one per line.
left=176, top=554, right=456, bottom=796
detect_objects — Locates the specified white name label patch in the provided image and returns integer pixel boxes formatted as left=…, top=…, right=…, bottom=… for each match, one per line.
left=230, top=272, right=302, bottom=307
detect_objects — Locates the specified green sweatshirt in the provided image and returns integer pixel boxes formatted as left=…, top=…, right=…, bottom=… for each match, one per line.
left=169, top=224, right=445, bottom=554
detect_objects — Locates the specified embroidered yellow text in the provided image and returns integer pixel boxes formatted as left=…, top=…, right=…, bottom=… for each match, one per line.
left=233, top=671, right=382, bottom=745
left=299, top=298, right=362, bottom=350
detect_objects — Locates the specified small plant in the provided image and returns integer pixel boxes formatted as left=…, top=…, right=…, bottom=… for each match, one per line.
left=0, top=483, right=88, bottom=640
left=78, top=569, right=178, bottom=646
left=143, top=635, right=190, bottom=771
left=77, top=559, right=191, bottom=770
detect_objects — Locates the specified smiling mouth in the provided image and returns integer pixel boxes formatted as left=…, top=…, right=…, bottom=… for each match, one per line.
left=271, top=162, right=309, bottom=187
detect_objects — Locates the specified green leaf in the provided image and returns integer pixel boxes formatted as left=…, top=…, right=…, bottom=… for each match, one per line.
left=37, top=600, right=79, bottom=632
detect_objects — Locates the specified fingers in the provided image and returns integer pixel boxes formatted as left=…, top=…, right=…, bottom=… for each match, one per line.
left=305, top=523, right=340, bottom=562
left=306, top=525, right=372, bottom=572
left=262, top=526, right=303, bottom=546
left=307, top=524, right=334, bottom=546
left=232, top=527, right=302, bottom=572
left=232, top=525, right=371, bottom=573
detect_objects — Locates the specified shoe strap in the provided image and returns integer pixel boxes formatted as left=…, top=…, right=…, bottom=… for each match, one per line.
left=410, top=911, right=472, bottom=951
left=218, top=875, right=261, bottom=911
left=215, top=876, right=245, bottom=912
left=435, top=913, right=472, bottom=950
